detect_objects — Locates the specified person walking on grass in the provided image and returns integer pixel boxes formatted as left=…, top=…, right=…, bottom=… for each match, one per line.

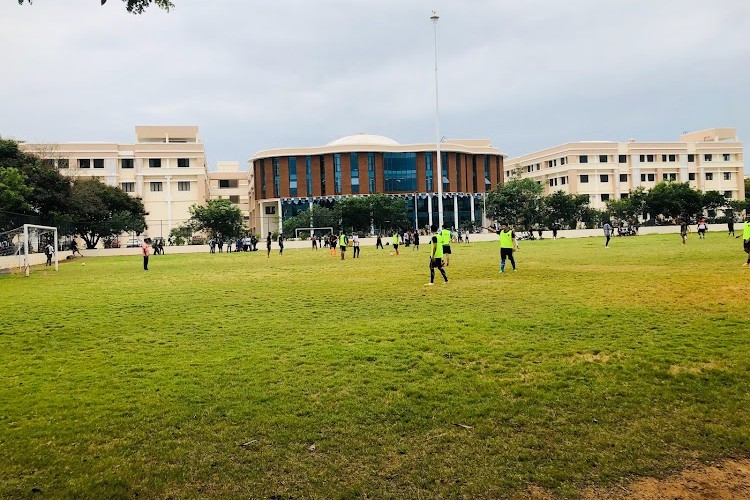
left=412, top=230, right=419, bottom=251
left=141, top=238, right=151, bottom=271
left=728, top=217, right=735, bottom=237
left=697, top=219, right=708, bottom=239
left=742, top=215, right=750, bottom=268
left=392, top=232, right=399, bottom=256
left=312, top=235, right=318, bottom=250
left=488, top=223, right=518, bottom=273
left=679, top=218, right=689, bottom=245
left=45, top=241, right=54, bottom=266
left=352, top=234, right=360, bottom=258
left=339, top=232, right=348, bottom=260
left=376, top=233, right=383, bottom=249
left=266, top=232, right=272, bottom=258
left=603, top=221, right=613, bottom=248
left=425, top=225, right=448, bottom=286
left=278, top=234, right=284, bottom=255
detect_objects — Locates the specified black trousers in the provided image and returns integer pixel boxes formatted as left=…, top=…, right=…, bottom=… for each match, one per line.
left=143, top=256, right=149, bottom=270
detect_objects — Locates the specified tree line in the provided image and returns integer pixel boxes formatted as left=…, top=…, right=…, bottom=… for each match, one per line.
left=486, top=178, right=747, bottom=230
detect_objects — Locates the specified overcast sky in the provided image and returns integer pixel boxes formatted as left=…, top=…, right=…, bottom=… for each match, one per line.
left=2, top=0, right=749, bottom=172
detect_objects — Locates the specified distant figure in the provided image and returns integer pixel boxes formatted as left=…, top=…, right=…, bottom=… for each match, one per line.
left=376, top=233, right=383, bottom=249
left=464, top=230, right=469, bottom=243
left=413, top=231, right=419, bottom=251
left=266, top=232, right=272, bottom=258
left=70, top=239, right=82, bottom=257
left=158, top=240, right=165, bottom=255
left=742, top=216, right=750, bottom=267
left=141, top=238, right=151, bottom=271
left=697, top=219, right=708, bottom=239
left=45, top=241, right=54, bottom=266
left=440, top=227, right=452, bottom=266
left=679, top=218, right=689, bottom=245
left=425, top=225, right=448, bottom=286
left=312, top=235, right=318, bottom=250
left=339, top=232, right=348, bottom=260
left=278, top=234, right=284, bottom=255
left=537, top=227, right=543, bottom=240
left=218, top=238, right=224, bottom=253
left=603, top=221, right=613, bottom=248
left=352, top=234, right=360, bottom=258
left=552, top=224, right=559, bottom=240
left=392, top=233, right=400, bottom=256
left=728, top=218, right=735, bottom=237
left=209, top=239, right=216, bottom=254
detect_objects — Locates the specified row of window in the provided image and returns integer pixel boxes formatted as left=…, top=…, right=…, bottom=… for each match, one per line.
left=590, top=190, right=734, bottom=202
left=577, top=171, right=733, bottom=183
left=53, top=158, right=192, bottom=169
left=524, top=152, right=735, bottom=172
left=122, top=181, right=192, bottom=193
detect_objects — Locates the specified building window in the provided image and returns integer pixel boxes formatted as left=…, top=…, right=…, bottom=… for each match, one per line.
left=121, top=159, right=133, bottom=169
left=599, top=155, right=607, bottom=163
left=621, top=193, right=629, bottom=199
left=289, top=157, right=298, bottom=197
left=579, top=155, right=588, bottom=163
left=560, top=176, right=567, bottom=185
left=58, top=159, right=69, bottom=169
left=454, top=153, right=462, bottom=191
left=121, top=182, right=135, bottom=193
left=350, top=153, right=359, bottom=194
left=619, top=174, right=628, bottom=182
left=618, top=155, right=627, bottom=163
left=150, top=182, right=163, bottom=192
left=305, top=156, right=313, bottom=195
left=178, top=158, right=190, bottom=168
left=648, top=155, right=655, bottom=162
left=639, top=155, right=645, bottom=163
left=669, top=154, right=676, bottom=162
left=648, top=173, right=655, bottom=181
left=334, top=153, right=342, bottom=195
left=384, top=152, right=417, bottom=192
left=688, top=154, right=695, bottom=162
left=79, top=159, right=90, bottom=168
left=441, top=152, right=449, bottom=191
left=219, top=179, right=239, bottom=188
left=426, top=153, right=434, bottom=192
left=580, top=175, right=589, bottom=183
left=149, top=158, right=161, bottom=168
left=265, top=206, right=276, bottom=215
left=484, top=155, right=490, bottom=192
left=229, top=195, right=240, bottom=204
left=368, top=153, right=375, bottom=192
left=600, top=174, right=609, bottom=183
left=663, top=173, right=676, bottom=181
left=640, top=174, right=645, bottom=182
left=723, top=172, right=732, bottom=180
left=689, top=173, right=696, bottom=181
left=548, top=179, right=555, bottom=187
left=601, top=193, right=610, bottom=202
left=178, top=181, right=190, bottom=191
left=320, top=156, right=326, bottom=194
left=724, top=190, right=732, bottom=199
left=723, top=153, right=731, bottom=161
left=259, top=160, right=266, bottom=198
left=272, top=158, right=280, bottom=198
left=704, top=154, right=712, bottom=162
left=661, top=155, right=667, bottom=162
left=93, top=159, right=104, bottom=169
left=705, top=172, right=713, bottom=181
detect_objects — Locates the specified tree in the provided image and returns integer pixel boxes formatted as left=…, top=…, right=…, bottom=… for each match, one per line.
left=702, top=190, right=726, bottom=217
left=338, top=197, right=374, bottom=233
left=645, top=182, right=703, bottom=222
left=0, top=167, right=33, bottom=231
left=188, top=199, right=243, bottom=240
left=18, top=0, right=173, bottom=14
left=486, top=178, right=543, bottom=230
left=368, top=194, right=409, bottom=233
left=68, top=178, right=148, bottom=248
left=281, top=205, right=340, bottom=238
left=543, top=191, right=589, bottom=229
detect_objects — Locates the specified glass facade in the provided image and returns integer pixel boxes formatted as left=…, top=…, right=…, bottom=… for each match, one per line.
left=305, top=156, right=312, bottom=195
left=425, top=153, right=433, bottom=192
left=334, top=153, right=342, bottom=194
left=350, top=153, right=359, bottom=194
left=383, top=152, right=417, bottom=192
left=455, top=153, right=462, bottom=192
left=289, top=157, right=297, bottom=197
left=367, top=153, right=375, bottom=192
left=259, top=159, right=266, bottom=198
left=272, top=157, right=280, bottom=197
left=472, top=156, right=477, bottom=192
left=484, top=155, right=491, bottom=192
left=441, top=152, right=449, bottom=191
left=320, top=156, right=326, bottom=195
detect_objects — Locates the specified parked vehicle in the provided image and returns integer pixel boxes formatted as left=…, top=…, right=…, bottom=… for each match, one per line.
left=126, top=238, right=142, bottom=248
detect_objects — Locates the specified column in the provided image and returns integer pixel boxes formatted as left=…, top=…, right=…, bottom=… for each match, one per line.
left=277, top=199, right=283, bottom=234
left=470, top=196, right=475, bottom=224
left=166, top=175, right=172, bottom=235
left=427, top=194, right=433, bottom=228
left=453, top=196, right=459, bottom=230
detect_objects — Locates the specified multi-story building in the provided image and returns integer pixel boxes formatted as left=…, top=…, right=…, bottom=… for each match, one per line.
left=504, top=128, right=745, bottom=209
left=249, top=133, right=505, bottom=235
left=21, top=126, right=209, bottom=241
left=208, top=161, right=253, bottom=228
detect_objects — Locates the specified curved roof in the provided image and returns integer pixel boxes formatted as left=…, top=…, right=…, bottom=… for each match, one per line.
left=326, top=133, right=400, bottom=147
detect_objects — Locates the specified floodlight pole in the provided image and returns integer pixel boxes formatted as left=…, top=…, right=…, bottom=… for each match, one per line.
left=431, top=10, right=444, bottom=229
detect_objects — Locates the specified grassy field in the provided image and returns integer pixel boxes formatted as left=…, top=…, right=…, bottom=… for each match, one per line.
left=1, top=234, right=749, bottom=498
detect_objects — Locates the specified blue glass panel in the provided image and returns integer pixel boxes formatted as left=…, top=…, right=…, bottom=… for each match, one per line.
left=383, top=152, right=417, bottom=192
left=305, top=156, right=312, bottom=195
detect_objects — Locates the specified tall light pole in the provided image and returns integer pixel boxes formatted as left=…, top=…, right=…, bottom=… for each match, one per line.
left=431, top=10, right=444, bottom=229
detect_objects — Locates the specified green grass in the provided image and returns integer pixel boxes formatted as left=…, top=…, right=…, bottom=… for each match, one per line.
left=1, top=234, right=749, bottom=498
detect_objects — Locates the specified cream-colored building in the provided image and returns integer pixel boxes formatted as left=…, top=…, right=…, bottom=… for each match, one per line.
left=22, top=126, right=209, bottom=241
left=208, top=161, right=254, bottom=228
left=504, top=128, right=745, bottom=210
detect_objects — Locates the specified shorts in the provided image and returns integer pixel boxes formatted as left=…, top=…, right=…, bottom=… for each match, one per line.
left=430, top=257, right=443, bottom=269
left=442, top=245, right=451, bottom=255
left=393, top=244, right=399, bottom=251
left=744, top=239, right=750, bottom=253
left=340, top=245, right=347, bottom=251
left=500, top=247, right=514, bottom=258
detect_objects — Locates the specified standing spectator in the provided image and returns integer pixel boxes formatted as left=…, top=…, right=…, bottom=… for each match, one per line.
left=278, top=234, right=284, bottom=255
left=679, top=218, right=689, bottom=245
left=158, top=239, right=165, bottom=255
left=141, top=238, right=151, bottom=271
left=425, top=225, right=448, bottom=286
left=312, top=234, right=318, bottom=250
left=352, top=234, right=360, bottom=258
left=728, top=217, right=735, bottom=237
left=218, top=238, right=224, bottom=253
left=392, top=232, right=400, bottom=256
left=44, top=241, right=54, bottom=266
left=266, top=232, right=272, bottom=258
left=413, top=231, right=419, bottom=251
left=537, top=226, right=543, bottom=240
left=603, top=221, right=613, bottom=248
left=464, top=230, right=470, bottom=243
left=552, top=223, right=559, bottom=241
left=697, top=219, right=708, bottom=239
left=376, top=233, right=383, bottom=249
left=338, top=232, right=348, bottom=260
left=209, top=238, right=216, bottom=254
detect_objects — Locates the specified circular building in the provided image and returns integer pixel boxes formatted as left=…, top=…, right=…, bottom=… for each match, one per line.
left=249, top=133, right=505, bottom=235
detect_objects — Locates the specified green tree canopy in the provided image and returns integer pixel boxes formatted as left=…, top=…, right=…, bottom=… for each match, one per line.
left=543, top=191, right=590, bottom=229
left=486, top=178, right=543, bottom=230
left=69, top=178, right=148, bottom=248
left=189, top=199, right=243, bottom=240
left=367, top=194, right=409, bottom=233
left=645, top=182, right=703, bottom=221
left=281, top=205, right=340, bottom=238
left=18, top=0, right=173, bottom=14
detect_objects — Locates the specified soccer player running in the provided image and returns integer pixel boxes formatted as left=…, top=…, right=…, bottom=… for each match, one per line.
left=487, top=223, right=518, bottom=273
left=425, top=225, right=448, bottom=286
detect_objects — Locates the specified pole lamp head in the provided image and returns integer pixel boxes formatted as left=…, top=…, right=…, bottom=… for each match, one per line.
left=431, top=10, right=439, bottom=23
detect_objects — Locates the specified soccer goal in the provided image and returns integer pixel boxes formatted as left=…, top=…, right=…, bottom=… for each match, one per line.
left=0, top=224, right=58, bottom=276
left=295, top=227, right=334, bottom=239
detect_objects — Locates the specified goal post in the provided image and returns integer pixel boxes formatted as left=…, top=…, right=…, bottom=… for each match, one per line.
left=24, top=224, right=58, bottom=276
left=0, top=224, right=60, bottom=276
left=295, top=227, right=334, bottom=239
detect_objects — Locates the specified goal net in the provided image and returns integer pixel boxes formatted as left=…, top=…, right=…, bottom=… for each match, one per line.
left=295, top=227, right=334, bottom=239
left=0, top=224, right=58, bottom=276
